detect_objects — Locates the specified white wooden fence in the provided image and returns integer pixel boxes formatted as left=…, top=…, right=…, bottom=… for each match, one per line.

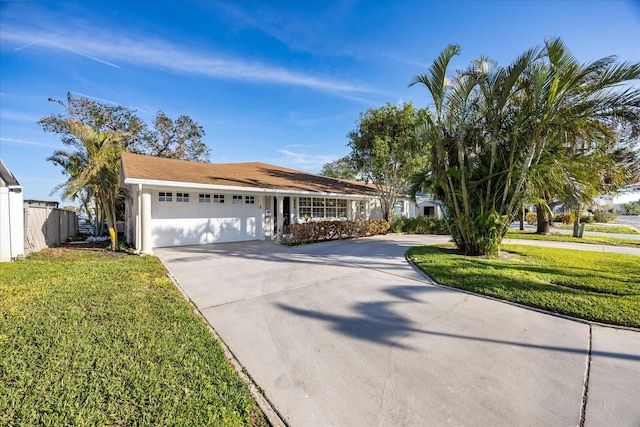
left=24, top=207, right=78, bottom=255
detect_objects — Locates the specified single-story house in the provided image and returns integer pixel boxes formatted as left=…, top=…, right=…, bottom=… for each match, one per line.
left=0, top=158, right=24, bottom=262
left=415, top=196, right=444, bottom=219
left=120, top=152, right=393, bottom=253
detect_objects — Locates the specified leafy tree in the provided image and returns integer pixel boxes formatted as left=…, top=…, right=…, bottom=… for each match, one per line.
left=319, top=156, right=360, bottom=180
left=410, top=39, right=640, bottom=256
left=142, top=111, right=210, bottom=162
left=39, top=92, right=147, bottom=152
left=347, top=102, right=428, bottom=221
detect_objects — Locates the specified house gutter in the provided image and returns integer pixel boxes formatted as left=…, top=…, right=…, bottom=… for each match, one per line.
left=124, top=178, right=376, bottom=199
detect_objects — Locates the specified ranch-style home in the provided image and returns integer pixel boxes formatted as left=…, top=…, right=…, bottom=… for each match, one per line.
left=120, top=152, right=394, bottom=253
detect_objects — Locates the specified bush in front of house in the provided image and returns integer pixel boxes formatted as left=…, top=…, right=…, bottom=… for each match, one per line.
left=390, top=216, right=448, bottom=234
left=592, top=209, right=617, bottom=223
left=525, top=212, right=537, bottom=225
left=553, top=213, right=575, bottom=224
left=286, top=219, right=390, bottom=244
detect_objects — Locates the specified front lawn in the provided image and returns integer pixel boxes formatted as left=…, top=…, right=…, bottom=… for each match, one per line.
left=407, top=244, right=640, bottom=328
left=505, top=229, right=640, bottom=248
left=0, top=248, right=267, bottom=426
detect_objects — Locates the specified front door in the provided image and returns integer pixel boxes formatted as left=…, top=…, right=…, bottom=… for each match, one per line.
left=273, top=197, right=291, bottom=234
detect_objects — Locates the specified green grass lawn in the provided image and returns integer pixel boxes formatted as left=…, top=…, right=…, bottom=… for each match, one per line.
left=552, top=223, right=639, bottom=234
left=0, top=248, right=267, bottom=426
left=505, top=229, right=640, bottom=248
left=408, top=244, right=640, bottom=328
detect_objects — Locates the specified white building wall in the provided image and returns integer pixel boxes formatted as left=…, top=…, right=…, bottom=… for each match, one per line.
left=0, top=186, right=24, bottom=262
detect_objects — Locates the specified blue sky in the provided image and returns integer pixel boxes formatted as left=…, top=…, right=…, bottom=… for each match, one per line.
left=1, top=0, right=639, bottom=204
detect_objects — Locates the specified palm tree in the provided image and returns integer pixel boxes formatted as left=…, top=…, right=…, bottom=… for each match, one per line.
left=49, top=119, right=124, bottom=251
left=410, top=38, right=640, bottom=256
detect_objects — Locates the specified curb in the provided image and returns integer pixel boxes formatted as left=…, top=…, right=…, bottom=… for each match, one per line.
left=157, top=256, right=288, bottom=427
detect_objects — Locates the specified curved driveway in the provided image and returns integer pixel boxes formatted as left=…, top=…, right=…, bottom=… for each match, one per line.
left=155, top=235, right=639, bottom=427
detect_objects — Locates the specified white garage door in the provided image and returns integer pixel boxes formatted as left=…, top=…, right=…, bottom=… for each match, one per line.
left=150, top=192, right=261, bottom=247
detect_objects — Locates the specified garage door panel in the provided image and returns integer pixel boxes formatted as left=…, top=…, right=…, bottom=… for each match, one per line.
left=151, top=214, right=260, bottom=247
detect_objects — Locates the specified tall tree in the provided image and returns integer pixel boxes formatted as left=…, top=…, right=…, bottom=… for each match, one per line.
left=347, top=102, right=428, bottom=221
left=39, top=92, right=146, bottom=153
left=142, top=111, right=210, bottom=162
left=319, top=156, right=360, bottom=180
left=47, top=120, right=124, bottom=251
left=410, top=39, right=640, bottom=256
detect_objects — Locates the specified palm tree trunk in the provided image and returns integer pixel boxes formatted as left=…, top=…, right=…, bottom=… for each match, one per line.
left=535, top=204, right=550, bottom=234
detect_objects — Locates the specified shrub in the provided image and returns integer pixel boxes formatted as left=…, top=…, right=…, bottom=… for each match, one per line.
left=593, top=210, right=617, bottom=223
left=404, top=216, right=448, bottom=234
left=390, top=217, right=405, bottom=233
left=581, top=215, right=595, bottom=223
left=286, top=219, right=389, bottom=244
left=623, top=202, right=640, bottom=215
left=525, top=212, right=537, bottom=225
left=553, top=213, right=575, bottom=224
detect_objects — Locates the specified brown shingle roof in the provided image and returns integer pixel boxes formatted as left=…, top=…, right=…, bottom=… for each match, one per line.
left=121, top=152, right=377, bottom=196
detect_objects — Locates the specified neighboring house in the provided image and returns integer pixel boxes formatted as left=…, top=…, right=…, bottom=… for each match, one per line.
left=393, top=198, right=416, bottom=218
left=0, top=158, right=24, bottom=262
left=24, top=199, right=60, bottom=209
left=415, top=196, right=444, bottom=219
left=120, top=152, right=386, bottom=253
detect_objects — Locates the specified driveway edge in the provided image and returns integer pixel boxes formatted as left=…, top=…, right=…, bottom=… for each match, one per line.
left=157, top=255, right=288, bottom=427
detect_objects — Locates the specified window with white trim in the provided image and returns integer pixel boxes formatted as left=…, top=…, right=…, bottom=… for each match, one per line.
left=394, top=200, right=404, bottom=215
left=159, top=191, right=173, bottom=202
left=245, top=195, right=255, bottom=204
left=337, top=199, right=348, bottom=218
left=176, top=192, right=189, bottom=203
left=299, top=197, right=312, bottom=218
left=232, top=195, right=243, bottom=204
left=213, top=194, right=225, bottom=204
left=298, top=197, right=349, bottom=219
left=312, top=197, right=325, bottom=217
left=199, top=194, right=211, bottom=203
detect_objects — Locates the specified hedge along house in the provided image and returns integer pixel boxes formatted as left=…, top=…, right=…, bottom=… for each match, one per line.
left=120, top=152, right=385, bottom=253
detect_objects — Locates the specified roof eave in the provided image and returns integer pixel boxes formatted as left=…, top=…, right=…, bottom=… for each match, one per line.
left=123, top=177, right=376, bottom=199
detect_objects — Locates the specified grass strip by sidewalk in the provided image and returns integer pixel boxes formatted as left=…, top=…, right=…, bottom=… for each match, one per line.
left=407, top=244, right=640, bottom=328
left=0, top=248, right=268, bottom=427
left=505, top=230, right=640, bottom=248
left=552, top=224, right=639, bottom=234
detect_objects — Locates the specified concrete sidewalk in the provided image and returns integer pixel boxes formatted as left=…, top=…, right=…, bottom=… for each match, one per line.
left=156, top=235, right=640, bottom=426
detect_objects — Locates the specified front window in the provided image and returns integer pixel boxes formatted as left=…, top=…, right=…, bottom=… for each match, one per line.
left=199, top=193, right=211, bottom=203
left=213, top=194, right=225, bottom=204
left=176, top=192, right=189, bottom=203
left=159, top=191, right=173, bottom=202
left=298, top=197, right=349, bottom=220
left=232, top=195, right=243, bottom=204
left=245, top=196, right=255, bottom=204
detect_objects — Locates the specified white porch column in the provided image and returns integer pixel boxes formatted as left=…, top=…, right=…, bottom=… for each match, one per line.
left=276, top=195, right=284, bottom=240
left=140, top=188, right=152, bottom=254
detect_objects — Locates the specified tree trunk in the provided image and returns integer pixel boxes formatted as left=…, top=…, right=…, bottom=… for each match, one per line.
left=535, top=204, right=550, bottom=234
left=519, top=206, right=525, bottom=230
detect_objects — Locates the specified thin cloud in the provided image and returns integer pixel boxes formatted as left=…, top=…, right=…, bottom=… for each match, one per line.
left=1, top=24, right=374, bottom=96
left=277, top=148, right=336, bottom=171
left=0, top=137, right=62, bottom=149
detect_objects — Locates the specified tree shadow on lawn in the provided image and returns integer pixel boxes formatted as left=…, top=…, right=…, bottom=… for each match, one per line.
left=275, top=283, right=640, bottom=362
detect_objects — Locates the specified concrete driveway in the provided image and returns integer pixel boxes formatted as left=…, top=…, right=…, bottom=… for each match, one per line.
left=155, top=235, right=640, bottom=427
